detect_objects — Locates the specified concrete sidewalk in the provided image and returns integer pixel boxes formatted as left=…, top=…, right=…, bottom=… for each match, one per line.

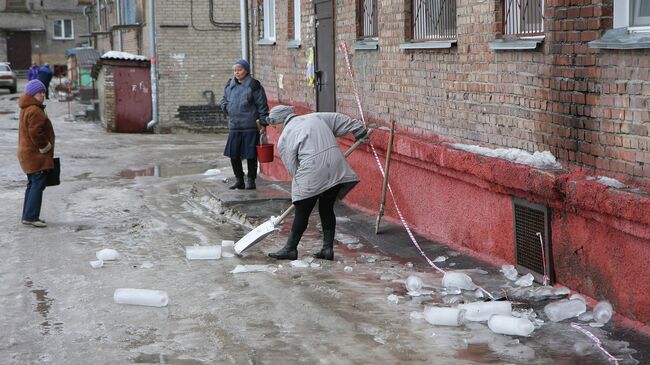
left=204, top=173, right=650, bottom=364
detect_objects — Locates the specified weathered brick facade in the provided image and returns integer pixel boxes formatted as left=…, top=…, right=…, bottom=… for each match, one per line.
left=252, top=0, right=650, bottom=326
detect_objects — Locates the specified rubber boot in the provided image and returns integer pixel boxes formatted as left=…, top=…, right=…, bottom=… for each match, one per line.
left=245, top=177, right=256, bottom=190
left=229, top=177, right=245, bottom=189
left=268, top=231, right=301, bottom=260
left=313, top=230, right=335, bottom=260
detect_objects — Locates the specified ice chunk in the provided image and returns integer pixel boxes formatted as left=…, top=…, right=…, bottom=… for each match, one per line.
left=593, top=301, right=613, bottom=324
left=433, top=256, right=448, bottom=263
left=96, top=248, right=119, bottom=261
left=113, top=288, right=169, bottom=307
left=203, top=168, right=221, bottom=176
left=221, top=240, right=236, bottom=258
left=458, top=301, right=513, bottom=322
left=500, top=265, right=518, bottom=281
left=344, top=266, right=353, bottom=273
left=515, top=273, right=534, bottom=287
left=140, top=261, right=153, bottom=269
left=290, top=259, right=310, bottom=268
left=335, top=233, right=358, bottom=245
left=185, top=245, right=221, bottom=260
left=488, top=315, right=535, bottom=336
left=221, top=240, right=235, bottom=247
left=570, top=293, right=586, bottom=302
left=578, top=312, right=594, bottom=322
left=543, top=299, right=586, bottom=322
left=589, top=322, right=605, bottom=328
left=552, top=286, right=570, bottom=296
left=89, top=260, right=103, bottom=269
left=405, top=275, right=424, bottom=293
left=231, top=264, right=277, bottom=274
left=379, top=273, right=399, bottom=281
left=423, top=306, right=466, bottom=326
left=442, top=272, right=477, bottom=290
left=387, top=294, right=399, bottom=304
left=310, top=262, right=321, bottom=268
left=410, top=311, right=424, bottom=320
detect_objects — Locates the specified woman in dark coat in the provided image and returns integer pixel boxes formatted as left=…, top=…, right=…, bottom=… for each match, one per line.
left=220, top=59, right=269, bottom=190
left=17, top=79, right=55, bottom=227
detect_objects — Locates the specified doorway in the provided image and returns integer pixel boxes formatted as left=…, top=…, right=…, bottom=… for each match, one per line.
left=313, top=0, right=335, bottom=112
left=7, top=32, right=32, bottom=70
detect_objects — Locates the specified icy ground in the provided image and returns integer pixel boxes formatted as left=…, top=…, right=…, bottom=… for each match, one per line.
left=0, top=92, right=648, bottom=364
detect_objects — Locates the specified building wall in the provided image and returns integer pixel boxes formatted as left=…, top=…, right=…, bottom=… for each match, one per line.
left=252, top=0, right=650, bottom=327
left=154, top=0, right=239, bottom=132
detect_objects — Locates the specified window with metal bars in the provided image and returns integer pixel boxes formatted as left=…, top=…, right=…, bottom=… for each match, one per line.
left=411, top=0, right=457, bottom=42
left=503, top=0, right=544, bottom=37
left=357, top=0, right=378, bottom=39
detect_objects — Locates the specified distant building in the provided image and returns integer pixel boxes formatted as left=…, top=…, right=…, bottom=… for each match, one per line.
left=87, top=0, right=240, bottom=132
left=0, top=0, right=91, bottom=72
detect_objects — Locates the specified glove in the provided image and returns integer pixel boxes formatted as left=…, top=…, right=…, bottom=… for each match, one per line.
left=39, top=142, right=52, bottom=154
left=354, top=128, right=369, bottom=141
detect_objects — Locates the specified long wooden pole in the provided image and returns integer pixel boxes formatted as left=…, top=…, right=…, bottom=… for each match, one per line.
left=375, top=120, right=395, bottom=234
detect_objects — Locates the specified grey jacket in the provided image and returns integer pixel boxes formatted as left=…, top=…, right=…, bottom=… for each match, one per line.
left=220, top=76, right=269, bottom=131
left=278, top=112, right=366, bottom=202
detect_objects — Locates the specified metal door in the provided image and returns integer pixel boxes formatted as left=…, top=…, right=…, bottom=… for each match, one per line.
left=314, top=0, right=336, bottom=112
left=7, top=32, right=31, bottom=70
left=114, top=66, right=152, bottom=133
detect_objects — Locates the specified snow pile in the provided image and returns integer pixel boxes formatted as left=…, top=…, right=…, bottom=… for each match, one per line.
left=101, top=51, right=148, bottom=61
left=587, top=175, right=627, bottom=189
left=451, top=144, right=562, bottom=169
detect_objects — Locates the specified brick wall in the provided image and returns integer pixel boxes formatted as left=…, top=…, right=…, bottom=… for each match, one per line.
left=97, top=64, right=115, bottom=131
left=253, top=0, right=650, bottom=186
left=155, top=0, right=241, bottom=132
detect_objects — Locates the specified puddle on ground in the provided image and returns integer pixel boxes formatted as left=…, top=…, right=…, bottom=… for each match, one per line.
left=118, top=163, right=215, bottom=179
left=25, top=277, right=62, bottom=335
left=133, top=353, right=203, bottom=364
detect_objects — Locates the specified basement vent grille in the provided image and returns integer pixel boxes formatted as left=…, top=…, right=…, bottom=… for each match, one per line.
left=512, top=198, right=554, bottom=285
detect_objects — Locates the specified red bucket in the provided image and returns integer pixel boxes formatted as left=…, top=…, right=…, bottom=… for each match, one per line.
left=256, top=143, right=274, bottom=163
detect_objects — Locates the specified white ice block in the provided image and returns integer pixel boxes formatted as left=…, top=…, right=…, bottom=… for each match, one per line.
left=89, top=260, right=103, bottom=269
left=96, top=248, right=119, bottom=261
left=113, top=288, right=169, bottom=307
left=458, top=301, right=513, bottom=322
left=424, top=307, right=465, bottom=326
left=488, top=314, right=535, bottom=336
left=185, top=245, right=221, bottom=260
left=543, top=299, right=586, bottom=322
left=593, top=301, right=613, bottom=324
left=405, top=275, right=423, bottom=293
left=442, top=272, right=477, bottom=290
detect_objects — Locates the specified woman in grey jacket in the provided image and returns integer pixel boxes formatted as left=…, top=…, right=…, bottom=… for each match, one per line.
left=266, top=105, right=368, bottom=261
left=220, top=59, right=269, bottom=189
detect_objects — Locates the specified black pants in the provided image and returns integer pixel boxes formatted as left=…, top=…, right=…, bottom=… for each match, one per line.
left=230, top=158, right=257, bottom=179
left=291, top=184, right=342, bottom=236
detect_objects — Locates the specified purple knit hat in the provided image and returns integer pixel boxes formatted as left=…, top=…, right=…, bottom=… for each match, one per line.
left=24, top=79, right=46, bottom=96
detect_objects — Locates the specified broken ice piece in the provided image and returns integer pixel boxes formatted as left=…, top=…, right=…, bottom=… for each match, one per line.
left=515, top=273, right=534, bottom=287
left=405, top=262, right=414, bottom=268
left=310, top=262, right=321, bottom=268
left=113, top=288, right=169, bottom=307
left=410, top=311, right=424, bottom=320
left=335, top=216, right=351, bottom=223
left=488, top=315, right=535, bottom=336
left=290, top=259, right=309, bottom=268
left=578, top=311, right=594, bottom=322
left=552, top=287, right=570, bottom=296
left=344, top=266, right=353, bottom=273
left=221, top=240, right=235, bottom=247
left=589, top=322, right=605, bottom=328
left=433, top=256, right=448, bottom=263
left=593, top=301, right=613, bottom=324
left=186, top=245, right=221, bottom=260
left=405, top=275, right=423, bottom=293
left=231, top=264, right=277, bottom=274
left=89, top=260, right=103, bottom=269
left=501, top=265, right=519, bottom=281
left=335, top=233, right=359, bottom=244
left=203, top=169, right=221, bottom=176
left=442, top=271, right=477, bottom=290
left=570, top=293, right=586, bottom=302
left=140, top=261, right=153, bottom=269
left=96, top=248, right=119, bottom=261
left=387, top=294, right=399, bottom=304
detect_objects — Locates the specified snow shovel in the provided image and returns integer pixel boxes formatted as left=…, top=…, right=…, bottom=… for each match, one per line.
left=235, top=129, right=373, bottom=255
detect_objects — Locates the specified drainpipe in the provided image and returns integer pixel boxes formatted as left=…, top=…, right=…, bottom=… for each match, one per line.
left=116, top=0, right=122, bottom=51
left=146, top=0, right=159, bottom=131
left=240, top=0, right=248, bottom=61
left=96, top=0, right=101, bottom=26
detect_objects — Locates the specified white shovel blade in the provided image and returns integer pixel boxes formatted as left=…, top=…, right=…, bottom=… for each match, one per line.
left=234, top=219, right=278, bottom=254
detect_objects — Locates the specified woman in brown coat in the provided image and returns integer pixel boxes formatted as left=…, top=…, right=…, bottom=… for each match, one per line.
left=17, top=79, right=55, bottom=227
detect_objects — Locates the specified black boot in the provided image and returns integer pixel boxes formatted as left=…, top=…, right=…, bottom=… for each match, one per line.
left=269, top=231, right=301, bottom=260
left=229, top=177, right=245, bottom=189
left=313, top=230, right=335, bottom=260
left=245, top=177, right=256, bottom=190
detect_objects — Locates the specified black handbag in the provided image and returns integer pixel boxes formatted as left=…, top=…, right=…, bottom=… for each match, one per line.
left=46, top=157, right=60, bottom=186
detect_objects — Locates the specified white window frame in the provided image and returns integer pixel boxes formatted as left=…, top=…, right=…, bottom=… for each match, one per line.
left=615, top=0, right=650, bottom=31
left=53, top=19, right=74, bottom=40
left=293, top=0, right=300, bottom=41
left=263, top=0, right=276, bottom=42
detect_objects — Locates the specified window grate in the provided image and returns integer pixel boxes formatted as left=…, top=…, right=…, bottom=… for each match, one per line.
left=503, top=0, right=544, bottom=37
left=513, top=198, right=554, bottom=285
left=412, top=0, right=457, bottom=41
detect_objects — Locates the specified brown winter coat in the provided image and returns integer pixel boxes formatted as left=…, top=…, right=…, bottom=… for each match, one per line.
left=17, top=93, right=55, bottom=174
